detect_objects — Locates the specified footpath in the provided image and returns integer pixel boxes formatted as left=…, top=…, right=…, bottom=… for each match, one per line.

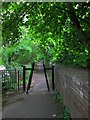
left=2, top=62, right=61, bottom=118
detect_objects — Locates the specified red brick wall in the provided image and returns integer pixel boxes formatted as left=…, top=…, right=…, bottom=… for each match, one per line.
left=54, top=64, right=89, bottom=118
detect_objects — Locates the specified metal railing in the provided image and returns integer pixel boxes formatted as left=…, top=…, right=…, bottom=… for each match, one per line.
left=0, top=68, right=23, bottom=94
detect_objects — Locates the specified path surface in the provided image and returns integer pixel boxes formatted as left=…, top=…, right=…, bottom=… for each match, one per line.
left=2, top=62, right=61, bottom=118
left=0, top=94, right=2, bottom=120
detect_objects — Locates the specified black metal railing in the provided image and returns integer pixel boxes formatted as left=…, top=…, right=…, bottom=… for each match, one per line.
left=0, top=68, right=23, bottom=94
left=43, top=62, right=55, bottom=91
left=23, top=62, right=35, bottom=94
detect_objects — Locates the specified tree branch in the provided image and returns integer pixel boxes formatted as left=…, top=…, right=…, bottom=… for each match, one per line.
left=66, top=2, right=89, bottom=46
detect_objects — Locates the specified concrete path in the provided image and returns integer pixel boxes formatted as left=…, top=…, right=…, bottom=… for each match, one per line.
left=3, top=93, right=61, bottom=118
left=2, top=62, right=61, bottom=118
left=0, top=94, right=2, bottom=120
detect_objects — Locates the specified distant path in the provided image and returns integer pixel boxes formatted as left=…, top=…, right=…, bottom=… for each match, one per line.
left=29, top=61, right=52, bottom=93
left=30, top=61, right=48, bottom=93
left=2, top=62, right=62, bottom=118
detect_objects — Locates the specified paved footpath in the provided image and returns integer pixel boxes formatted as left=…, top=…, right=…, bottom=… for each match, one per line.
left=0, top=94, right=2, bottom=120
left=2, top=62, right=62, bottom=118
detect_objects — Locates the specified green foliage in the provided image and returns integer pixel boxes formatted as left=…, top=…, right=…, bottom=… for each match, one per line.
left=0, top=48, right=2, bottom=65
left=53, top=92, right=63, bottom=104
left=63, top=106, right=71, bottom=120
left=53, top=91, right=71, bottom=119
left=1, top=2, right=90, bottom=68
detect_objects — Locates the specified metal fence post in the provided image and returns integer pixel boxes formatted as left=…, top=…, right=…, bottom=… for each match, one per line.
left=26, top=62, right=35, bottom=94
left=18, top=70, right=19, bottom=90
left=43, top=62, right=50, bottom=92
left=52, top=65, right=55, bottom=90
left=23, top=66, right=26, bottom=92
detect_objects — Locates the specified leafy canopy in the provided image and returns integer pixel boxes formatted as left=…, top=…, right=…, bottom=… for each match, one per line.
left=1, top=2, right=90, bottom=68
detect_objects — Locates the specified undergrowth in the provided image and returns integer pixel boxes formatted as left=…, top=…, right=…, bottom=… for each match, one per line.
left=53, top=91, right=71, bottom=119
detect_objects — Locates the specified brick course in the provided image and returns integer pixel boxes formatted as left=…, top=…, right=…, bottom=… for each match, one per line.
left=55, top=64, right=88, bottom=118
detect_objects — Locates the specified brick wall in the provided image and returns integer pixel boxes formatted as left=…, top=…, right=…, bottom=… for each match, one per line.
left=54, top=64, right=89, bottom=118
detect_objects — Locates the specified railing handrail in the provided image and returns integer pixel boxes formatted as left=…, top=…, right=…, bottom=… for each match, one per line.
left=0, top=68, right=23, bottom=71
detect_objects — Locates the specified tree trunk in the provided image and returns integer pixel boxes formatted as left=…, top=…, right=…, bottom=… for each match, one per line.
left=66, top=2, right=89, bottom=46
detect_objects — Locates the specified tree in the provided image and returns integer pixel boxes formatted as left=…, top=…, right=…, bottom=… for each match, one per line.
left=1, top=2, right=90, bottom=68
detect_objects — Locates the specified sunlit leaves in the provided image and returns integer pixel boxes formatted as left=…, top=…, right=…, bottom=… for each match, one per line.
left=2, top=2, right=89, bottom=68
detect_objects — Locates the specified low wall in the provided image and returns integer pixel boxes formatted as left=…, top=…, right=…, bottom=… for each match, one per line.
left=54, top=64, right=89, bottom=118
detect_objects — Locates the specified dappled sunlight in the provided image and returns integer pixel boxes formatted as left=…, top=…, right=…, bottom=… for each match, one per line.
left=1, top=2, right=89, bottom=119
